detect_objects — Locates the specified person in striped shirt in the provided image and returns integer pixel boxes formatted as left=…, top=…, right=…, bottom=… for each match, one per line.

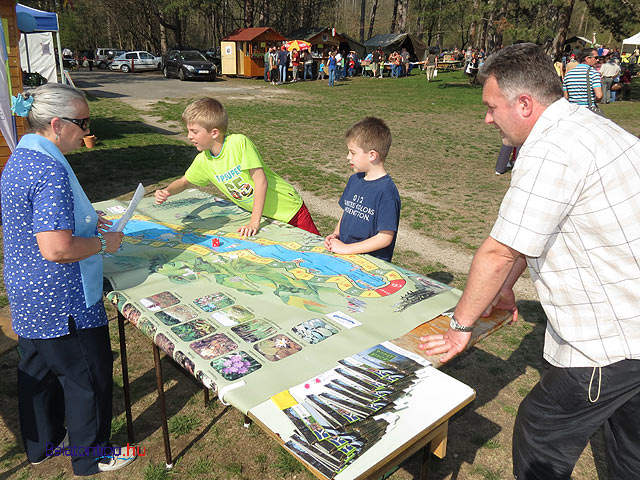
left=562, top=48, right=603, bottom=105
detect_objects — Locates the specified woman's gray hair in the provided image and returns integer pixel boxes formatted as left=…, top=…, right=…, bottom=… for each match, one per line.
left=477, top=43, right=563, bottom=106
left=26, top=83, right=87, bottom=133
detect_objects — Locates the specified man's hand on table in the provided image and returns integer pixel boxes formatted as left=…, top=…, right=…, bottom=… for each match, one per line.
left=482, top=286, right=519, bottom=324
left=419, top=329, right=472, bottom=364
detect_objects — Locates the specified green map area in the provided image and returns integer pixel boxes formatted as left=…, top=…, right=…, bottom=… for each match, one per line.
left=96, top=191, right=461, bottom=413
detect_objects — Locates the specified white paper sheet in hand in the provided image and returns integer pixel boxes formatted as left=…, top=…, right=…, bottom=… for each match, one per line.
left=108, top=183, right=145, bottom=232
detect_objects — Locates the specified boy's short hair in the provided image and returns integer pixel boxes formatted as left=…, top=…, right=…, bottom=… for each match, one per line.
left=345, top=117, right=392, bottom=161
left=182, top=98, right=228, bottom=134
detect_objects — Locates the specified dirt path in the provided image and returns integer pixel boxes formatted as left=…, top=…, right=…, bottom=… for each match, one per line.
left=124, top=93, right=539, bottom=302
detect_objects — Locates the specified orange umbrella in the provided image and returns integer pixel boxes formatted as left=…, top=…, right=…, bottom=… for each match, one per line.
left=284, top=40, right=312, bottom=52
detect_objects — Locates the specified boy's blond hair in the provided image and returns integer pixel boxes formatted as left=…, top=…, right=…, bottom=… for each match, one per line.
left=344, top=117, right=392, bottom=161
left=182, top=98, right=229, bottom=134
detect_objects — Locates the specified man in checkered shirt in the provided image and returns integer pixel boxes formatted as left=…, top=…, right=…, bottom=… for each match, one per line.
left=420, top=43, right=640, bottom=480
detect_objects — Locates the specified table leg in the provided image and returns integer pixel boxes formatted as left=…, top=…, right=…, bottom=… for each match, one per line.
left=420, top=445, right=430, bottom=480
left=152, top=343, right=173, bottom=469
left=203, top=387, right=210, bottom=406
left=243, top=414, right=252, bottom=428
left=117, top=311, right=134, bottom=444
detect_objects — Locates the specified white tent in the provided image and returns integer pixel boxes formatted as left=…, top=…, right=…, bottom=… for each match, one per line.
left=20, top=32, right=57, bottom=83
left=622, top=31, right=640, bottom=50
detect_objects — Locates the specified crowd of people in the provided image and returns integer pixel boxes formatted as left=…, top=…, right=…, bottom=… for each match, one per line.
left=559, top=46, right=638, bottom=104
left=262, top=45, right=423, bottom=85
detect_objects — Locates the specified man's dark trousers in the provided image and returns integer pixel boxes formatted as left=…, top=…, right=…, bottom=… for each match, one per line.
left=513, top=359, right=640, bottom=479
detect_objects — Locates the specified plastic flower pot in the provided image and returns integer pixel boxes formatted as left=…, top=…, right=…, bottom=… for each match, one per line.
left=83, top=135, right=97, bottom=148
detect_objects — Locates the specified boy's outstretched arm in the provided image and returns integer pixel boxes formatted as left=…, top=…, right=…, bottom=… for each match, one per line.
left=324, top=214, right=343, bottom=250
left=155, top=176, right=192, bottom=204
left=238, top=167, right=267, bottom=237
left=328, top=230, right=394, bottom=255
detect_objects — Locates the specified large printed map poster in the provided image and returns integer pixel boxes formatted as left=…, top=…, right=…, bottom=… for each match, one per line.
left=96, top=190, right=461, bottom=413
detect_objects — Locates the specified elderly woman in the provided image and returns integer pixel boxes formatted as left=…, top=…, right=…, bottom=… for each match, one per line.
left=1, top=83, right=132, bottom=474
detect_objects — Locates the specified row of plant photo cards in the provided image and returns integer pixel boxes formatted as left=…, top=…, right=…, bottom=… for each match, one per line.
left=108, top=287, right=349, bottom=389
left=279, top=342, right=431, bottom=478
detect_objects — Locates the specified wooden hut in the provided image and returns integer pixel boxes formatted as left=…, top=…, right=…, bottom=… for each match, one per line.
left=287, top=27, right=365, bottom=57
left=221, top=27, right=285, bottom=77
left=0, top=0, right=26, bottom=171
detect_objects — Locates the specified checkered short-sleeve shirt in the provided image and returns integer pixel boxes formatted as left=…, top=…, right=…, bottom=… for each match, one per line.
left=1, top=148, right=107, bottom=339
left=491, top=99, right=640, bottom=367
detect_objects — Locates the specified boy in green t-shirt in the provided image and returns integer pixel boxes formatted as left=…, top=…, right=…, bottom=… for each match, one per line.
left=154, top=98, right=319, bottom=236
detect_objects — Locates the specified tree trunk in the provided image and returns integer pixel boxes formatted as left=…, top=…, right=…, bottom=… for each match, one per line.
left=160, top=24, right=167, bottom=55
left=469, top=0, right=480, bottom=47
left=396, top=0, right=408, bottom=33
left=359, top=0, right=366, bottom=43
left=550, top=0, right=575, bottom=58
left=391, top=0, right=399, bottom=33
left=415, top=0, right=425, bottom=41
left=244, top=0, right=254, bottom=27
left=577, top=3, right=585, bottom=34
left=368, top=0, right=379, bottom=39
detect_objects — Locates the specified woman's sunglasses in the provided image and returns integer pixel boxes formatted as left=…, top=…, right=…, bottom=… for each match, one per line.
left=62, top=117, right=90, bottom=131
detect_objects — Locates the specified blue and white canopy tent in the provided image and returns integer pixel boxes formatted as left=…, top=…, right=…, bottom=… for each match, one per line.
left=16, top=3, right=64, bottom=84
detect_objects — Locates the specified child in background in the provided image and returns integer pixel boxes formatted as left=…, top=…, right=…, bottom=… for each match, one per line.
left=348, top=58, right=356, bottom=77
left=155, top=98, right=319, bottom=236
left=318, top=61, right=326, bottom=80
left=324, top=117, right=401, bottom=262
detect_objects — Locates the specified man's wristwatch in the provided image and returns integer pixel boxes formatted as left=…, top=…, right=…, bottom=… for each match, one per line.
left=450, top=315, right=474, bottom=332
left=96, top=232, right=107, bottom=255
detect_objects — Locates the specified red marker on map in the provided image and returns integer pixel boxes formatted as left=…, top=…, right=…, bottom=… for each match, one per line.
left=212, top=238, right=220, bottom=247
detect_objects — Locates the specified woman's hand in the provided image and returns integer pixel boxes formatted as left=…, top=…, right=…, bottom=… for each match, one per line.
left=102, top=232, right=124, bottom=253
left=97, top=216, right=112, bottom=233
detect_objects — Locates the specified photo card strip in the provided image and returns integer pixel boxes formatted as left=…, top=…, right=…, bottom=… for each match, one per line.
left=285, top=438, right=337, bottom=479
left=289, top=434, right=344, bottom=472
left=283, top=404, right=337, bottom=444
left=307, top=394, right=361, bottom=425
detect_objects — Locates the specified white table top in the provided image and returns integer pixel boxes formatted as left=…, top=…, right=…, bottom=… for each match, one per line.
left=249, top=366, right=475, bottom=480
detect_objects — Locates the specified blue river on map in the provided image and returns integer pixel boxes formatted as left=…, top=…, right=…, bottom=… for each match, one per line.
left=123, top=220, right=386, bottom=289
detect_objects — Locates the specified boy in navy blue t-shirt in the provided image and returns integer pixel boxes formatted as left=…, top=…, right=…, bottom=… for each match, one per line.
left=324, top=117, right=401, bottom=262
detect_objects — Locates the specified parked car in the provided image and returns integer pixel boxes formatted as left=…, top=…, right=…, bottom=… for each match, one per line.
left=59, top=56, right=78, bottom=70
left=163, top=49, right=217, bottom=81
left=95, top=48, right=125, bottom=69
left=202, top=49, right=222, bottom=69
left=109, top=51, right=162, bottom=73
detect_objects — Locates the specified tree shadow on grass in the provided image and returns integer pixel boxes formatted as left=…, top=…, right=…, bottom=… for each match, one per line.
left=437, top=82, right=481, bottom=89
left=67, top=143, right=194, bottom=202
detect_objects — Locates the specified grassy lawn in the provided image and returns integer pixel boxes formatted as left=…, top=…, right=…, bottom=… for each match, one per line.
left=1, top=69, right=638, bottom=479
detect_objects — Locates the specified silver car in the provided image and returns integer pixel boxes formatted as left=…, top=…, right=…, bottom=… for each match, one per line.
left=109, top=51, right=162, bottom=73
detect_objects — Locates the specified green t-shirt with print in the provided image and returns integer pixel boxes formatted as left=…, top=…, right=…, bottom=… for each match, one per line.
left=185, top=134, right=302, bottom=222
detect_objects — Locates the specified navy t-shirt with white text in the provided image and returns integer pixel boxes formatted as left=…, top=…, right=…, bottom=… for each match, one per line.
left=338, top=173, right=401, bottom=262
